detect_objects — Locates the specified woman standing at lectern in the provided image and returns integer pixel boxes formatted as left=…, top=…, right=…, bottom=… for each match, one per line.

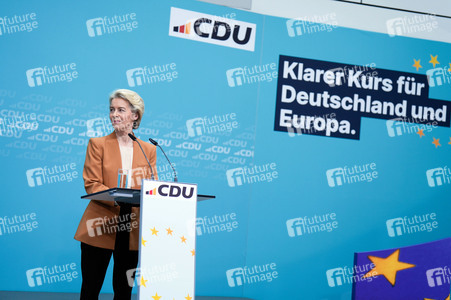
left=74, top=89, right=157, bottom=300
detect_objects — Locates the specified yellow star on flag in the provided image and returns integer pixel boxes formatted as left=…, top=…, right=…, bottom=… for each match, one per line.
left=413, top=59, right=422, bottom=71
left=432, top=137, right=441, bottom=148
left=152, top=292, right=162, bottom=300
left=191, top=249, right=196, bottom=256
left=151, top=227, right=159, bottom=236
left=166, top=227, right=173, bottom=235
left=185, top=294, right=193, bottom=300
left=424, top=295, right=450, bottom=300
left=362, top=249, right=415, bottom=286
left=417, top=129, right=425, bottom=138
left=141, top=238, right=147, bottom=246
left=429, top=55, right=439, bottom=68
left=448, top=137, right=451, bottom=145
left=181, top=236, right=187, bottom=243
left=140, top=276, right=148, bottom=287
left=448, top=63, right=451, bottom=72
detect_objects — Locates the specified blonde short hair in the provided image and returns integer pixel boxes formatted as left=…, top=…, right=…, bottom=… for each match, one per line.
left=109, top=89, right=145, bottom=129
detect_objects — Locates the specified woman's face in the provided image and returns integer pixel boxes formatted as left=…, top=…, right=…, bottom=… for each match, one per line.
left=109, top=97, right=138, bottom=133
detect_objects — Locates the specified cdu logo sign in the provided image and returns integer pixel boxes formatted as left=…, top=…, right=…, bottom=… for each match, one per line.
left=145, top=184, right=195, bottom=199
left=169, top=7, right=256, bottom=52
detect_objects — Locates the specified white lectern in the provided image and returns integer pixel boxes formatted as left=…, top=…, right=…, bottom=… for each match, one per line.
left=81, top=180, right=215, bottom=300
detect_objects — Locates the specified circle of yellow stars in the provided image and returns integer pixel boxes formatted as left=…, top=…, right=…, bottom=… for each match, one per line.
left=411, top=54, right=450, bottom=148
left=139, top=226, right=195, bottom=300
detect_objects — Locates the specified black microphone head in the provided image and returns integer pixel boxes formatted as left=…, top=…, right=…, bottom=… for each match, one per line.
left=148, top=138, right=158, bottom=146
left=128, top=133, right=137, bottom=141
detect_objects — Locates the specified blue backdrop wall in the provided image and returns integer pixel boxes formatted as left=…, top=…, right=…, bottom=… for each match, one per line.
left=1, top=0, right=450, bottom=299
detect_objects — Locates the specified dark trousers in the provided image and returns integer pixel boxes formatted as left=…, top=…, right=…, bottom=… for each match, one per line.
left=80, top=206, right=138, bottom=300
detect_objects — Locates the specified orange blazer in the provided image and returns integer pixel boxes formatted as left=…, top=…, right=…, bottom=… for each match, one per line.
left=74, top=131, right=157, bottom=250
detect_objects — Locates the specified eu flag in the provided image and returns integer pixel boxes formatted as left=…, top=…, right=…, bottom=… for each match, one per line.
left=352, top=238, right=451, bottom=300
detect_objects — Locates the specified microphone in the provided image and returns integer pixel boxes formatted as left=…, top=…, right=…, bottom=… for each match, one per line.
left=128, top=133, right=155, bottom=180
left=149, top=137, right=178, bottom=182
